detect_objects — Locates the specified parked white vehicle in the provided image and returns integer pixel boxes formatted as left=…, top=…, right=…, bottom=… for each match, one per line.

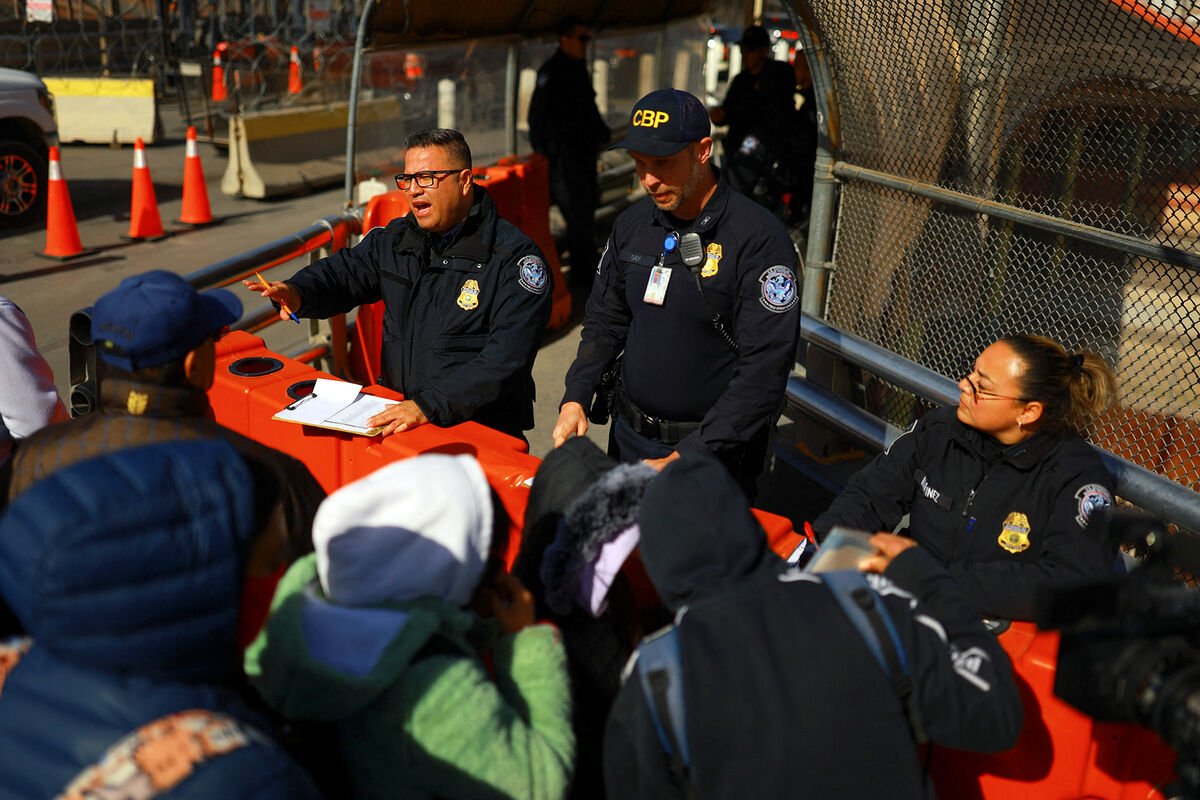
left=0, top=68, right=57, bottom=228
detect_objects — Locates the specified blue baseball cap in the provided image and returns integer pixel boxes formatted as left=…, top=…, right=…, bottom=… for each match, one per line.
left=610, top=88, right=711, bottom=157
left=92, top=270, right=242, bottom=370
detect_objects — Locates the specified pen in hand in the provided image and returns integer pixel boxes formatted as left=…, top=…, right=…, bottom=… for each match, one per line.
left=255, top=272, right=300, bottom=324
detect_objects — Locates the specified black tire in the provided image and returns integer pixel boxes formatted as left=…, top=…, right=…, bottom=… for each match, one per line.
left=0, top=140, right=47, bottom=229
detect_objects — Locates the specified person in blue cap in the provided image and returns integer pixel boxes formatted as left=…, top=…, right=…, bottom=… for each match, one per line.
left=2, top=270, right=325, bottom=639
left=552, top=88, right=801, bottom=499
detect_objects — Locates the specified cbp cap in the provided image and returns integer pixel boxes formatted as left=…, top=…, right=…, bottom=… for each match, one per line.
left=92, top=269, right=242, bottom=371
left=611, top=88, right=711, bottom=157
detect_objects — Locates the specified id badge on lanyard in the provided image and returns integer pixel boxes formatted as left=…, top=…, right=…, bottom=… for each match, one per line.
left=643, top=233, right=678, bottom=306
left=643, top=266, right=671, bottom=305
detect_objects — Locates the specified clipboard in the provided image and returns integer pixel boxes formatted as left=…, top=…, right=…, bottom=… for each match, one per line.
left=271, top=378, right=395, bottom=436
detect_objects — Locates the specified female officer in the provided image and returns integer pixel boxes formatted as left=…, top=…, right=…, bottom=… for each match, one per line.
left=813, top=334, right=1118, bottom=620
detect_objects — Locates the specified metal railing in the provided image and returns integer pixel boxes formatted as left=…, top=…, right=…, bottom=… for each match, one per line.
left=67, top=210, right=361, bottom=417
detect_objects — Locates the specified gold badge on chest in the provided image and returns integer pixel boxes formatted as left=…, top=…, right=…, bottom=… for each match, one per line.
left=997, top=511, right=1031, bottom=554
left=701, top=242, right=722, bottom=278
left=126, top=390, right=150, bottom=416
left=457, top=279, right=480, bottom=311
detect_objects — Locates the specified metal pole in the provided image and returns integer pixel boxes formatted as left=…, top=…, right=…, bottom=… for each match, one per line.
left=788, top=1, right=839, bottom=317
left=343, top=0, right=377, bottom=209
left=504, top=40, right=518, bottom=156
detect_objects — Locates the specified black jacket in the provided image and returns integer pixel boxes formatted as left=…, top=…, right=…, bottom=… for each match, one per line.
left=604, top=453, right=1023, bottom=799
left=287, top=186, right=553, bottom=437
left=721, top=59, right=798, bottom=156
left=562, top=177, right=800, bottom=459
left=528, top=48, right=610, bottom=160
left=814, top=405, right=1116, bottom=620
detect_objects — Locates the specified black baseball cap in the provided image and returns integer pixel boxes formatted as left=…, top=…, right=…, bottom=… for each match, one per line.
left=738, top=24, right=771, bottom=50
left=610, top=88, right=711, bottom=157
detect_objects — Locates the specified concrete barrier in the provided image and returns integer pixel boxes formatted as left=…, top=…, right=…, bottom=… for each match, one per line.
left=43, top=78, right=159, bottom=145
left=222, top=96, right=403, bottom=199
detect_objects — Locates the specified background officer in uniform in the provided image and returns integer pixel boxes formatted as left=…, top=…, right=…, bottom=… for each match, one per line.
left=709, top=24, right=800, bottom=209
left=248, top=128, right=553, bottom=440
left=528, top=16, right=612, bottom=289
left=552, top=89, right=800, bottom=497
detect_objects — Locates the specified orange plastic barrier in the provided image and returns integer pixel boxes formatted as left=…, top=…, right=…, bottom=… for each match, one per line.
left=211, top=331, right=317, bottom=434
left=210, top=332, right=536, bottom=559
left=929, top=622, right=1176, bottom=799
left=488, top=155, right=572, bottom=330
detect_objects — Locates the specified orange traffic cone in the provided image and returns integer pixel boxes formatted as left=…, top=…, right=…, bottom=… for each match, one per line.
left=123, top=137, right=167, bottom=241
left=36, top=146, right=94, bottom=261
left=288, top=45, right=303, bottom=95
left=175, top=126, right=217, bottom=227
left=212, top=48, right=227, bottom=102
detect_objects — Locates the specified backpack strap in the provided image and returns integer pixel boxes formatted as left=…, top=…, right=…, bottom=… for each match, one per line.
left=821, top=570, right=928, bottom=744
left=636, top=624, right=696, bottom=795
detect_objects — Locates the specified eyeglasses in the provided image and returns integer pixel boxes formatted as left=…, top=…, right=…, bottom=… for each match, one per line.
left=961, top=373, right=1026, bottom=404
left=574, top=34, right=593, bottom=43
left=394, top=169, right=463, bottom=190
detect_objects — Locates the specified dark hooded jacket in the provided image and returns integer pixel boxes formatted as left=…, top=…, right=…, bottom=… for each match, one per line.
left=604, top=453, right=1023, bottom=799
left=513, top=437, right=646, bottom=800
left=0, top=441, right=321, bottom=800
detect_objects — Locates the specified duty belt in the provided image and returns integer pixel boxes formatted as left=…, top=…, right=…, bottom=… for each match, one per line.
left=616, top=392, right=701, bottom=445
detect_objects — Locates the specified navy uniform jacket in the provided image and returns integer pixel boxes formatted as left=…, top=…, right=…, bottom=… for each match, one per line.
left=721, top=59, right=798, bottom=156
left=287, top=187, right=552, bottom=437
left=814, top=405, right=1116, bottom=620
left=528, top=48, right=610, bottom=160
left=562, top=176, right=800, bottom=460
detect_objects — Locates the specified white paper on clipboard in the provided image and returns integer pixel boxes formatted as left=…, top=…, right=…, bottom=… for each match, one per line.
left=272, top=378, right=395, bottom=436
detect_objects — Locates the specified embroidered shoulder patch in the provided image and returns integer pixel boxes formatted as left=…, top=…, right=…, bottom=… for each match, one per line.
left=518, top=254, right=548, bottom=295
left=759, top=265, right=798, bottom=313
left=1074, top=483, right=1112, bottom=528
left=0, top=637, right=32, bottom=698
left=58, top=710, right=255, bottom=800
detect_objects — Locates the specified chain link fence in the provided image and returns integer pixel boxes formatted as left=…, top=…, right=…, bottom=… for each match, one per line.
left=805, top=0, right=1200, bottom=492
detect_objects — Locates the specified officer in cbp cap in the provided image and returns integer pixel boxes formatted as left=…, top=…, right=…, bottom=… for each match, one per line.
left=555, top=85, right=801, bottom=501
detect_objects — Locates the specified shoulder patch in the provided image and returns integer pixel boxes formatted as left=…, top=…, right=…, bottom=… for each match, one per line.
left=1074, top=483, right=1112, bottom=528
left=517, top=254, right=548, bottom=295
left=759, top=265, right=798, bottom=313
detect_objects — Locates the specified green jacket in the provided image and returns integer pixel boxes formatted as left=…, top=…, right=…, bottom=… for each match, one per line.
left=245, top=556, right=575, bottom=799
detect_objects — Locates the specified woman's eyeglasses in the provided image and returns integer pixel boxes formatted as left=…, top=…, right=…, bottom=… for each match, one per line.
left=394, top=169, right=463, bottom=190
left=961, top=373, right=1026, bottom=404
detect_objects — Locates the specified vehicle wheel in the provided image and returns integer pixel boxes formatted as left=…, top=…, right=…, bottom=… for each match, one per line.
left=0, top=141, right=47, bottom=229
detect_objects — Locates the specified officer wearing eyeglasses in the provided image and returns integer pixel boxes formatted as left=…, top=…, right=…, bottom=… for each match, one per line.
left=527, top=15, right=612, bottom=289
left=246, top=128, right=552, bottom=440
left=809, top=335, right=1120, bottom=622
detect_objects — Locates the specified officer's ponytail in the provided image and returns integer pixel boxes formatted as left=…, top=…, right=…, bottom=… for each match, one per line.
left=1002, top=334, right=1117, bottom=437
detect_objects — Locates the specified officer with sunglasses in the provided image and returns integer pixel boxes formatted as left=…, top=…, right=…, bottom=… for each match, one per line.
left=528, top=16, right=612, bottom=289
left=809, top=335, right=1120, bottom=622
left=247, top=128, right=552, bottom=440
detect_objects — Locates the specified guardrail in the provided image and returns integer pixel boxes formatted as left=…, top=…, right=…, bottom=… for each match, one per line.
left=68, top=210, right=362, bottom=417
left=790, top=312, right=1200, bottom=533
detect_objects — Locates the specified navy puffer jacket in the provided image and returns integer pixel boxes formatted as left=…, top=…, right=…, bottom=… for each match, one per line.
left=0, top=441, right=321, bottom=800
